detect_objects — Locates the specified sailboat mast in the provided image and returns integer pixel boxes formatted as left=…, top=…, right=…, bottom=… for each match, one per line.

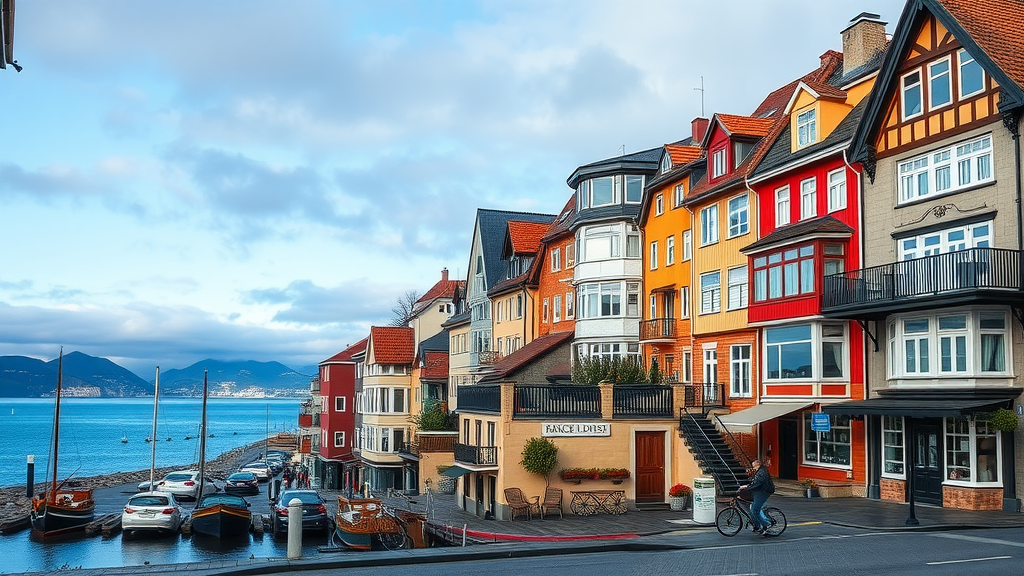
left=197, top=370, right=208, bottom=499
left=149, top=366, right=160, bottom=490
left=50, top=349, right=63, bottom=502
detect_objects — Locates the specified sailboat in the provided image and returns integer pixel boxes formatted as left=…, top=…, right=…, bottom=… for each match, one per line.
left=191, top=371, right=252, bottom=539
left=30, top=350, right=96, bottom=537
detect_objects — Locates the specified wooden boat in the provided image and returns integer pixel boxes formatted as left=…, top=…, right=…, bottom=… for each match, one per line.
left=190, top=371, right=251, bottom=539
left=31, top=350, right=96, bottom=537
left=333, top=495, right=400, bottom=550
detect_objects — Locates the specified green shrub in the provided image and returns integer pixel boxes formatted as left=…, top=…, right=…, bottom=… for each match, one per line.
left=571, top=353, right=649, bottom=385
left=988, top=408, right=1019, bottom=432
left=520, top=437, right=558, bottom=485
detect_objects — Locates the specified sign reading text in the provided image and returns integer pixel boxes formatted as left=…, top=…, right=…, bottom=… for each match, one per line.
left=541, top=422, right=611, bottom=437
left=811, top=413, right=831, bottom=433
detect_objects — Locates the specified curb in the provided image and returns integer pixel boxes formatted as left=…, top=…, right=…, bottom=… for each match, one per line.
left=823, top=520, right=1024, bottom=532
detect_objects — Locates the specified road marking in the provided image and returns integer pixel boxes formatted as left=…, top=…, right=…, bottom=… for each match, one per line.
left=926, top=556, right=1011, bottom=565
left=788, top=521, right=821, bottom=526
left=931, top=533, right=1024, bottom=549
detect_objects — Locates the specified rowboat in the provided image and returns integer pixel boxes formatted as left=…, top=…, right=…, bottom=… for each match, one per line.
left=333, top=496, right=400, bottom=550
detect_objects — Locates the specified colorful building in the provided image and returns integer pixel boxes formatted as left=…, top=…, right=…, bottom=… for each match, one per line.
left=314, top=338, right=367, bottom=490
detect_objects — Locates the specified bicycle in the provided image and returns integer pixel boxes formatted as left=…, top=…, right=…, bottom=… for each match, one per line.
left=715, top=496, right=786, bottom=537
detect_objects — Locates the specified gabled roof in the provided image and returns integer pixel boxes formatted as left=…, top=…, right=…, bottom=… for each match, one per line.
left=412, top=271, right=464, bottom=315
left=420, top=350, right=449, bottom=380
left=753, top=99, right=870, bottom=180
left=707, top=114, right=775, bottom=143
left=506, top=220, right=550, bottom=255
left=666, top=142, right=702, bottom=166
left=368, top=326, right=415, bottom=365
left=753, top=50, right=844, bottom=118
left=850, top=0, right=1024, bottom=164
left=418, top=330, right=449, bottom=355
left=477, top=331, right=574, bottom=384
left=540, top=195, right=577, bottom=243
left=782, top=80, right=848, bottom=115
left=473, top=209, right=556, bottom=293
left=741, top=215, right=854, bottom=254
left=320, top=338, right=368, bottom=365
left=488, top=270, right=529, bottom=297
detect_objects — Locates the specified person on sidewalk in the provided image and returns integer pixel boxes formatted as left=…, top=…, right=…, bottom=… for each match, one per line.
left=738, top=459, right=775, bottom=536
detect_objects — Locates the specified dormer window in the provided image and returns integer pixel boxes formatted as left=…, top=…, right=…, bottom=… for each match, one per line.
left=661, top=154, right=671, bottom=173
left=797, top=109, right=817, bottom=147
left=733, top=142, right=754, bottom=168
left=712, top=148, right=727, bottom=178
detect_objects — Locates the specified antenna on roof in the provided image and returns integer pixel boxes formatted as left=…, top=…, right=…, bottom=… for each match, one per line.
left=618, top=144, right=625, bottom=156
left=694, top=75, right=705, bottom=117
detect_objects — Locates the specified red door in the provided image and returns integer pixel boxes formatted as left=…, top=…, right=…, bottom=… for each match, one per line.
left=635, top=432, right=665, bottom=503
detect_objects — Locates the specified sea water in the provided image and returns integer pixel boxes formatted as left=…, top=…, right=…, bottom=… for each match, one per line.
left=0, top=397, right=302, bottom=488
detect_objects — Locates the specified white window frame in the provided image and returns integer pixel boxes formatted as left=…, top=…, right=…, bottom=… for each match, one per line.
left=565, top=242, right=575, bottom=267
left=928, top=55, right=953, bottom=111
left=727, top=265, right=748, bottom=311
left=700, top=204, right=719, bottom=246
left=551, top=247, right=561, bottom=272
left=796, top=108, right=817, bottom=147
left=827, top=168, right=847, bottom=213
left=682, top=230, right=692, bottom=261
left=655, top=193, right=664, bottom=215
left=700, top=271, right=721, bottom=314
left=727, top=193, right=749, bottom=238
left=673, top=183, right=686, bottom=207
left=803, top=414, right=852, bottom=469
left=649, top=240, right=658, bottom=270
left=944, top=418, right=1002, bottom=486
left=882, top=416, right=905, bottom=479
left=542, top=298, right=549, bottom=323
left=712, top=148, right=727, bottom=178
left=957, top=48, right=986, bottom=99
left=886, top=308, right=1011, bottom=379
left=649, top=294, right=657, bottom=320
left=729, top=344, right=751, bottom=397
left=553, top=294, right=562, bottom=323
left=565, top=290, right=575, bottom=319
left=775, top=186, right=790, bottom=227
left=680, top=286, right=690, bottom=319
left=335, top=396, right=346, bottom=412
left=666, top=235, right=675, bottom=266
left=901, top=69, right=923, bottom=121
left=897, top=134, right=994, bottom=204
left=703, top=346, right=718, bottom=384
left=800, top=177, right=816, bottom=220
left=764, top=322, right=848, bottom=381
left=334, top=431, right=345, bottom=448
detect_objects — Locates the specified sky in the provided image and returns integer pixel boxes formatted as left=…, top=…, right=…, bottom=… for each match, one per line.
left=0, top=0, right=909, bottom=376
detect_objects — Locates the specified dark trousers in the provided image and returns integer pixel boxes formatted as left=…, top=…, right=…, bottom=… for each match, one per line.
left=750, top=491, right=771, bottom=529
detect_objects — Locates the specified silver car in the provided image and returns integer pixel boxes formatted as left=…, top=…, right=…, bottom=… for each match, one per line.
left=122, top=491, right=184, bottom=536
left=154, top=470, right=219, bottom=500
left=239, top=461, right=272, bottom=481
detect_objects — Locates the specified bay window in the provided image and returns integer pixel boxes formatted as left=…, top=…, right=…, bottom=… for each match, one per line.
left=765, top=322, right=847, bottom=381
left=578, top=281, right=639, bottom=319
left=887, top=308, right=1011, bottom=379
left=578, top=223, right=641, bottom=262
left=804, top=414, right=851, bottom=467
left=576, top=175, right=646, bottom=209
left=945, top=419, right=999, bottom=484
left=752, top=244, right=815, bottom=302
left=897, top=134, right=993, bottom=203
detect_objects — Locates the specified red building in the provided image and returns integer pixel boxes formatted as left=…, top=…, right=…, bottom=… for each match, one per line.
left=314, top=338, right=367, bottom=490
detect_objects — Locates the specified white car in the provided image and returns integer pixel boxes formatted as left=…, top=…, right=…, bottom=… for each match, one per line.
left=122, top=491, right=184, bottom=536
left=239, top=461, right=272, bottom=481
left=153, top=470, right=219, bottom=500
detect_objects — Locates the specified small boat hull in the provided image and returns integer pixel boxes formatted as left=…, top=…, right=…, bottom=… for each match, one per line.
left=190, top=504, right=251, bottom=539
left=334, top=525, right=372, bottom=550
left=30, top=489, right=95, bottom=537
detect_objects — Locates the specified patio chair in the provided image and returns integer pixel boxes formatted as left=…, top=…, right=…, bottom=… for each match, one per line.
left=504, top=487, right=540, bottom=520
left=539, top=487, right=563, bottom=519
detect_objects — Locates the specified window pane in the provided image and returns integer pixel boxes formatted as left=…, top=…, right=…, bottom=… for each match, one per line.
left=822, top=341, right=843, bottom=377
left=626, top=175, right=643, bottom=202
left=592, top=177, right=613, bottom=206
left=959, top=49, right=984, bottom=95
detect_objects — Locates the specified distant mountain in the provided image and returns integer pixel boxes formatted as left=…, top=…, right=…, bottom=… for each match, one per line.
left=158, top=360, right=312, bottom=396
left=0, top=352, right=153, bottom=397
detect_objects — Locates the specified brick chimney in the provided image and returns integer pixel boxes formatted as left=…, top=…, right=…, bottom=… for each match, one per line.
left=441, top=268, right=449, bottom=282
left=691, top=117, right=709, bottom=143
left=842, top=12, right=887, bottom=76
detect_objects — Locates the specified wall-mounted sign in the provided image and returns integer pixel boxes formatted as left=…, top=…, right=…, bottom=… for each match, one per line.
left=541, top=422, right=611, bottom=437
left=811, top=413, right=831, bottom=433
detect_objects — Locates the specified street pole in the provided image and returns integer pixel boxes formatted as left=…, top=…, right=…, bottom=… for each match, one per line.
left=26, top=455, right=34, bottom=498
left=906, top=423, right=919, bottom=526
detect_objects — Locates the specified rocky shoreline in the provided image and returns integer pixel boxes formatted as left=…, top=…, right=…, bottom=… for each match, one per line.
left=0, top=440, right=266, bottom=527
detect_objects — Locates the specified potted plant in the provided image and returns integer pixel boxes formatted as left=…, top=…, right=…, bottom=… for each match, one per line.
left=436, top=464, right=456, bottom=494
left=520, top=437, right=559, bottom=487
left=598, top=468, right=630, bottom=484
left=669, top=483, right=692, bottom=511
left=801, top=478, right=820, bottom=498
left=989, top=408, right=1020, bottom=432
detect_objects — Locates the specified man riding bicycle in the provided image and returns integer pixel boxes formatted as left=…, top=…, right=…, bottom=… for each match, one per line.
left=738, top=459, right=775, bottom=536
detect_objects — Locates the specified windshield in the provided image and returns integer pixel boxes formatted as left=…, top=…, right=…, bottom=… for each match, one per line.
left=278, top=491, right=321, bottom=505
left=165, top=473, right=193, bottom=482
left=228, top=473, right=255, bottom=481
left=199, top=494, right=248, bottom=507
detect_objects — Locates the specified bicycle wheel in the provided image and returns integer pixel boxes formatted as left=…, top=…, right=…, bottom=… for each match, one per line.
left=716, top=507, right=743, bottom=537
left=762, top=507, right=787, bottom=537
left=379, top=527, right=408, bottom=550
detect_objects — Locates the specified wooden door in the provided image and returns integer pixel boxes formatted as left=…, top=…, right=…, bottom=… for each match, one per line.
left=912, top=420, right=943, bottom=504
left=635, top=431, right=666, bottom=503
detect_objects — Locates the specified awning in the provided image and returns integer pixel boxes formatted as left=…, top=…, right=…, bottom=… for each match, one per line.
left=821, top=397, right=1011, bottom=418
left=718, top=402, right=814, bottom=433
left=441, top=465, right=472, bottom=478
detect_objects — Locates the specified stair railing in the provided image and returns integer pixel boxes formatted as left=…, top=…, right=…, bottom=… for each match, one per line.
left=679, top=409, right=745, bottom=494
left=713, top=413, right=753, bottom=470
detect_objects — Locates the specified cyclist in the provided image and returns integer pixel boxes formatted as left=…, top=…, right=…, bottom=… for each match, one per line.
left=738, top=459, right=775, bottom=536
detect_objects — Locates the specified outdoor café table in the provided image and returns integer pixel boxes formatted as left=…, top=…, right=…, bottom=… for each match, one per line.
left=569, top=489, right=627, bottom=515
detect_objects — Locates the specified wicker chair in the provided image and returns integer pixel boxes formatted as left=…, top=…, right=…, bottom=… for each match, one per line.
left=503, top=487, right=540, bottom=520
left=539, top=487, right=563, bottom=519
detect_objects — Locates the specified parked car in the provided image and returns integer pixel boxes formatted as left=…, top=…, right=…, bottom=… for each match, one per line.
left=239, top=461, right=272, bottom=481
left=265, top=455, right=284, bottom=474
left=271, top=490, right=330, bottom=536
left=151, top=470, right=219, bottom=500
left=224, top=472, right=260, bottom=496
left=122, top=491, right=184, bottom=537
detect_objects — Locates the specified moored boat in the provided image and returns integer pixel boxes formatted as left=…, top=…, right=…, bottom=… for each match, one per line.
left=30, top=350, right=95, bottom=537
left=191, top=493, right=252, bottom=539
left=333, top=495, right=399, bottom=550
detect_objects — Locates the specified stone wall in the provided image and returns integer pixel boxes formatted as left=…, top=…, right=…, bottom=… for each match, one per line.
left=942, top=485, right=1003, bottom=510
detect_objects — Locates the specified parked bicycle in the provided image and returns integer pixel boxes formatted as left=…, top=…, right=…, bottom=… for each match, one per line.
left=716, top=496, right=786, bottom=537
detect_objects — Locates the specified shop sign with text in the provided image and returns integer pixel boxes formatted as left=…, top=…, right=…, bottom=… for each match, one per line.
left=542, top=422, right=611, bottom=437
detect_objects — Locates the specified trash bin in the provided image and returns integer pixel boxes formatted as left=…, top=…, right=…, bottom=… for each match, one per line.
left=692, top=477, right=716, bottom=524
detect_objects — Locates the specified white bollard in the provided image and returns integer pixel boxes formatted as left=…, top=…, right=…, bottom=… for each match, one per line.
left=287, top=498, right=303, bottom=559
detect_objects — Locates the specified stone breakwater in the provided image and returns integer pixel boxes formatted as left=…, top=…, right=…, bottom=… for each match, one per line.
left=0, top=440, right=265, bottom=528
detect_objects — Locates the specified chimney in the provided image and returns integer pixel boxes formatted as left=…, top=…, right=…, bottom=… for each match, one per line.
left=842, top=12, right=887, bottom=76
left=691, top=117, right=709, bottom=143
left=441, top=268, right=449, bottom=282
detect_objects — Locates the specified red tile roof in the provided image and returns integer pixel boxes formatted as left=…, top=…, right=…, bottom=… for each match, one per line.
left=507, top=220, right=550, bottom=254
left=715, top=114, right=775, bottom=138
left=321, top=337, right=368, bottom=364
left=369, top=326, right=415, bottom=365
left=421, top=350, right=449, bottom=379
left=752, top=51, right=842, bottom=118
left=940, top=0, right=1024, bottom=92
left=666, top=144, right=702, bottom=166
left=478, top=331, right=574, bottom=382
left=414, top=270, right=464, bottom=312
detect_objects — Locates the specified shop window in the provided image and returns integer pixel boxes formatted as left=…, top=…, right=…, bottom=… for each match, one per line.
left=882, top=416, right=905, bottom=477
left=803, top=414, right=851, bottom=467
left=945, top=419, right=1000, bottom=484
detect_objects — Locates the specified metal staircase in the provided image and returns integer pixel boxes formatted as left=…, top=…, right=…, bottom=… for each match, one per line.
left=678, top=409, right=751, bottom=497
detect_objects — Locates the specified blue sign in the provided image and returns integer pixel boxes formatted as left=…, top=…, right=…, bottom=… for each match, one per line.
left=811, top=413, right=831, bottom=432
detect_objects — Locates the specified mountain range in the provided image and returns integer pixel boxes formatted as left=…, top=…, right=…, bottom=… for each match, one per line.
left=0, top=352, right=313, bottom=398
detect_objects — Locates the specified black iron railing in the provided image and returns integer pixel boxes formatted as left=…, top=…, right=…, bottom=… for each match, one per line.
left=639, top=318, right=676, bottom=340
left=514, top=385, right=601, bottom=418
left=457, top=385, right=501, bottom=413
left=454, top=443, right=498, bottom=465
left=612, top=385, right=674, bottom=418
left=683, top=382, right=725, bottom=414
left=823, top=248, right=1021, bottom=311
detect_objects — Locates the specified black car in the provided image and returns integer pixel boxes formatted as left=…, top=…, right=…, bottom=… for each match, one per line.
left=272, top=489, right=330, bottom=536
left=224, top=472, right=260, bottom=496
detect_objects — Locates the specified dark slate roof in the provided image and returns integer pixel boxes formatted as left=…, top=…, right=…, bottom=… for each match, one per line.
left=567, top=203, right=641, bottom=232
left=416, top=330, right=449, bottom=363
left=477, top=331, right=574, bottom=384
left=753, top=99, right=869, bottom=178
left=566, top=147, right=662, bottom=189
left=741, top=215, right=854, bottom=253
left=476, top=209, right=555, bottom=292
left=441, top=310, right=470, bottom=328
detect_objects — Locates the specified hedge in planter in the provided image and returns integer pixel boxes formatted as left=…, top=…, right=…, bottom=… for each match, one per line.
left=521, top=437, right=559, bottom=486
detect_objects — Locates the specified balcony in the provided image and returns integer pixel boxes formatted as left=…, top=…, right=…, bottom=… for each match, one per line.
left=458, top=385, right=501, bottom=413
left=298, top=414, right=312, bottom=428
left=639, top=318, right=676, bottom=343
left=515, top=385, right=601, bottom=418
left=681, top=382, right=726, bottom=414
left=454, top=443, right=498, bottom=466
left=478, top=351, right=503, bottom=365
left=823, top=248, right=1022, bottom=318
left=613, top=385, right=674, bottom=418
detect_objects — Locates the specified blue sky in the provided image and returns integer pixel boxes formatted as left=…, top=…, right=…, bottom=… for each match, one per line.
left=0, top=0, right=908, bottom=375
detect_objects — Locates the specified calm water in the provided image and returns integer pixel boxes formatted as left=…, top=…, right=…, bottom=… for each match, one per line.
left=0, top=397, right=301, bottom=488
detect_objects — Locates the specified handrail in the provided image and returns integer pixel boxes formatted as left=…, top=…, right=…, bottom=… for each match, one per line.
left=679, top=408, right=744, bottom=493
left=713, top=413, right=753, bottom=469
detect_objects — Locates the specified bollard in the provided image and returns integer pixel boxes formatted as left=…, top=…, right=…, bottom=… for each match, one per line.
left=286, top=498, right=303, bottom=559
left=26, top=456, right=34, bottom=498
